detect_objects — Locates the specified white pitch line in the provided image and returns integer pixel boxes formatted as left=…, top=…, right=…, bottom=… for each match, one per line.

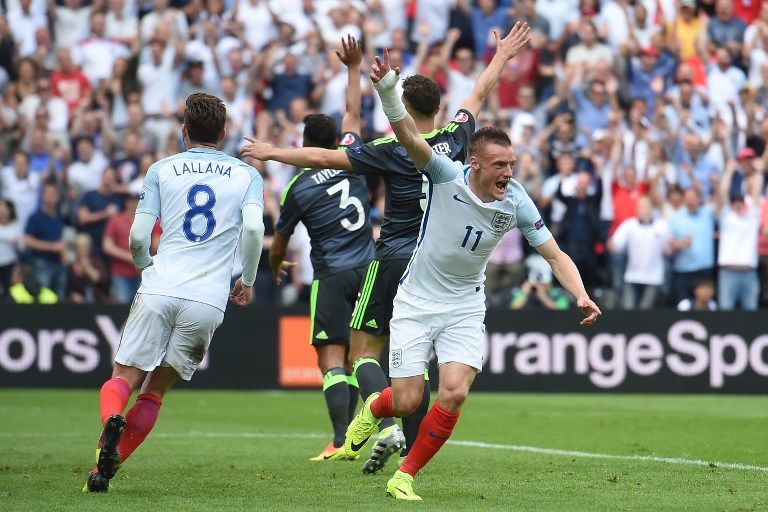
left=2, top=430, right=766, bottom=473
left=447, top=440, right=768, bottom=473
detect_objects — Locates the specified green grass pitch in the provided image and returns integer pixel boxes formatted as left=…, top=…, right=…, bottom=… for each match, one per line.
left=0, top=389, right=766, bottom=511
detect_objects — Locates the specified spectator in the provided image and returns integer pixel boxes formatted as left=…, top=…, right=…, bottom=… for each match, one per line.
left=140, top=0, right=188, bottom=44
left=52, top=0, right=91, bottom=50
left=669, top=188, right=716, bottom=301
left=666, top=0, right=706, bottom=62
left=66, top=232, right=111, bottom=303
left=677, top=279, right=717, bottom=311
left=707, top=47, right=747, bottom=115
left=715, top=159, right=760, bottom=310
left=51, top=48, right=92, bottom=113
left=268, top=53, right=312, bottom=114
left=0, top=199, right=21, bottom=296
left=67, top=136, right=109, bottom=193
left=8, top=263, right=58, bottom=303
left=105, top=0, right=139, bottom=48
left=511, top=253, right=570, bottom=310
left=23, top=183, right=67, bottom=297
left=555, top=171, right=602, bottom=291
left=73, top=11, right=130, bottom=85
left=77, top=167, right=123, bottom=256
left=102, top=193, right=141, bottom=303
left=1, top=150, right=42, bottom=230
left=565, top=20, right=613, bottom=72
left=609, top=197, right=670, bottom=310
left=471, top=0, right=510, bottom=58
left=707, top=0, right=747, bottom=58
left=19, top=76, right=69, bottom=137
left=676, top=132, right=720, bottom=199
left=8, top=0, right=47, bottom=58
left=568, top=78, right=613, bottom=137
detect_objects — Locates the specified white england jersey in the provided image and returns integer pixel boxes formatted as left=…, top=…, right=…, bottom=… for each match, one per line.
left=399, top=152, right=552, bottom=303
left=135, top=147, right=264, bottom=311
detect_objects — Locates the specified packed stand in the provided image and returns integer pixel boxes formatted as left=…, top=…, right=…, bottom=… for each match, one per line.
left=0, top=0, right=767, bottom=311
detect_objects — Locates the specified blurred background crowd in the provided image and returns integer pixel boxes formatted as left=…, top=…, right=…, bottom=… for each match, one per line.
left=0, top=0, right=767, bottom=311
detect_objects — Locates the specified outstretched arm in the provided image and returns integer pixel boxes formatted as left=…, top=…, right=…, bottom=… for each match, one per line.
left=459, top=21, right=532, bottom=120
left=535, top=237, right=601, bottom=326
left=336, top=35, right=364, bottom=135
left=370, top=49, right=433, bottom=170
left=241, top=138, right=353, bottom=170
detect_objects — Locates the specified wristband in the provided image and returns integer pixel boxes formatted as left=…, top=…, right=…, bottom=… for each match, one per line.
left=372, top=70, right=407, bottom=122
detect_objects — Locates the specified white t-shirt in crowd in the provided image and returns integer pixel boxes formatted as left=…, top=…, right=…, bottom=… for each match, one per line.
left=67, top=151, right=110, bottom=193
left=718, top=202, right=759, bottom=268
left=138, top=46, right=180, bottom=116
left=0, top=168, right=41, bottom=230
left=236, top=0, right=277, bottom=52
left=0, top=221, right=21, bottom=267
left=55, top=6, right=91, bottom=49
left=447, top=70, right=476, bottom=120
left=412, top=0, right=455, bottom=44
left=74, top=37, right=131, bottom=84
left=610, top=217, right=669, bottom=286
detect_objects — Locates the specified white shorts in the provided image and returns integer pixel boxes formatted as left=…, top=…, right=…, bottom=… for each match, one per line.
left=114, top=293, right=224, bottom=381
left=388, top=288, right=486, bottom=378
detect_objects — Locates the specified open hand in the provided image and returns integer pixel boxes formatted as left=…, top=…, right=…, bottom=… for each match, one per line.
left=370, top=48, right=400, bottom=84
left=335, top=34, right=363, bottom=68
left=241, top=137, right=274, bottom=161
left=493, top=21, right=532, bottom=61
left=576, top=296, right=602, bottom=326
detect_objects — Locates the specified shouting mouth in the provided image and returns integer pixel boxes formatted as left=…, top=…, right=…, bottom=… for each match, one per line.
left=496, top=179, right=510, bottom=194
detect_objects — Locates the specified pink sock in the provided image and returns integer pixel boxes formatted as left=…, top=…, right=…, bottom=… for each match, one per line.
left=99, top=378, right=132, bottom=425
left=116, top=393, right=162, bottom=461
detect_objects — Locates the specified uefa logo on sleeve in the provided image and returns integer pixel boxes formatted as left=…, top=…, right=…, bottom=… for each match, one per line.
left=391, top=349, right=403, bottom=368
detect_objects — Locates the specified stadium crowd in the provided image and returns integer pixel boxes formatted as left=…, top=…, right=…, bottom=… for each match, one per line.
left=0, top=0, right=767, bottom=311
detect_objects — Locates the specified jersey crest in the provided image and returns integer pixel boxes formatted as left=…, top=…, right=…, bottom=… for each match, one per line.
left=340, top=133, right=356, bottom=146
left=491, top=212, right=514, bottom=234
left=454, top=111, right=469, bottom=123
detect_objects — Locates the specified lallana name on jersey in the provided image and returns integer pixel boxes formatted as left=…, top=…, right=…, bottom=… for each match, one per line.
left=172, top=161, right=232, bottom=177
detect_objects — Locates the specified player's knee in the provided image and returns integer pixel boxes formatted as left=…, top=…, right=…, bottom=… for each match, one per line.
left=437, top=384, right=469, bottom=411
left=392, top=388, right=423, bottom=416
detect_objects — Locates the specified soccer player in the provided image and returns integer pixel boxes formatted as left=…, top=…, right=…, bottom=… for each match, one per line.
left=83, top=93, right=268, bottom=492
left=241, top=22, right=533, bottom=473
left=269, top=36, right=377, bottom=461
left=343, top=48, right=602, bottom=500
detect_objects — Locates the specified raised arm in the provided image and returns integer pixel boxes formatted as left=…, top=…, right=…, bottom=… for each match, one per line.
left=459, top=21, right=532, bottom=120
left=241, top=138, right=353, bottom=170
left=336, top=35, right=364, bottom=135
left=369, top=49, right=433, bottom=170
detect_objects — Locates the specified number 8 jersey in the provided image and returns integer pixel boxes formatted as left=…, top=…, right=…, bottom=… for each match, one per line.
left=399, top=152, right=552, bottom=304
left=276, top=132, right=374, bottom=278
left=135, top=147, right=264, bottom=311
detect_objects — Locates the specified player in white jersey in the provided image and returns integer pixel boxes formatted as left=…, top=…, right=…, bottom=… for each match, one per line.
left=83, top=93, right=268, bottom=493
left=343, top=47, right=602, bottom=500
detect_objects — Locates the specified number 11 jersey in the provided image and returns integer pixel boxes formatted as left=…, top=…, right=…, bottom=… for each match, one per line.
left=399, top=152, right=552, bottom=304
left=136, top=146, right=264, bottom=311
left=276, top=132, right=374, bottom=279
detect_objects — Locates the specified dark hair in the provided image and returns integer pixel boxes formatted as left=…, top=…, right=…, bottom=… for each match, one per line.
left=184, top=93, right=227, bottom=144
left=468, top=126, right=512, bottom=156
left=402, top=75, right=441, bottom=118
left=0, top=198, right=17, bottom=221
left=302, top=114, right=337, bottom=149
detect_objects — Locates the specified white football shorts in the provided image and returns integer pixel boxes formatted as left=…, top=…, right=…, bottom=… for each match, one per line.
left=388, top=287, right=486, bottom=378
left=114, top=293, right=224, bottom=381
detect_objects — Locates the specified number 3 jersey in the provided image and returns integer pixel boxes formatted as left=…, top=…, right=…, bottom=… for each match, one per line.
left=400, top=152, right=553, bottom=304
left=276, top=133, right=374, bottom=279
left=135, top=147, right=264, bottom=311
left=345, top=110, right=474, bottom=260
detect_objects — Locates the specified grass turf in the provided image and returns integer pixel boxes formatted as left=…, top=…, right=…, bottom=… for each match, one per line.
left=0, top=390, right=766, bottom=511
